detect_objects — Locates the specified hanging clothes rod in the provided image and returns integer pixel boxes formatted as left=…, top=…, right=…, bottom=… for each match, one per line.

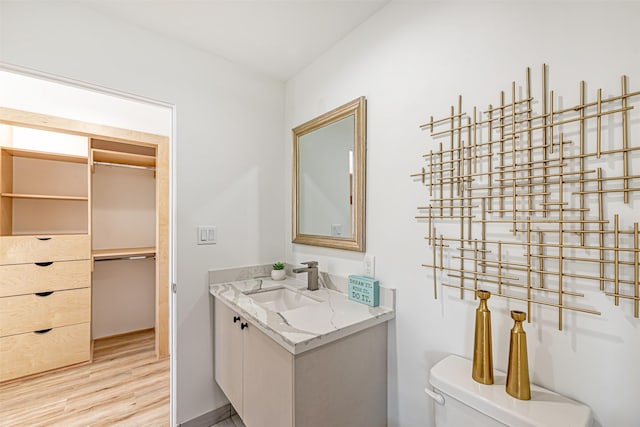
left=94, top=255, right=156, bottom=262
left=93, top=161, right=156, bottom=171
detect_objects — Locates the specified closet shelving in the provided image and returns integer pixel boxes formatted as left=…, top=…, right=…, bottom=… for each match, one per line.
left=91, top=148, right=156, bottom=169
left=90, top=138, right=158, bottom=340
left=1, top=143, right=89, bottom=236
left=0, top=109, right=169, bottom=383
left=89, top=139, right=157, bottom=263
left=1, top=146, right=87, bottom=163
left=3, top=194, right=88, bottom=201
left=0, top=126, right=92, bottom=382
left=92, top=247, right=156, bottom=261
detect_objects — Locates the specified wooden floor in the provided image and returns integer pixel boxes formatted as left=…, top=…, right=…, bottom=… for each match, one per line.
left=0, top=329, right=169, bottom=427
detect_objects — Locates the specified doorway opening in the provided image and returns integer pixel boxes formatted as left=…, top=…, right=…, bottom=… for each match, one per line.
left=0, top=66, right=175, bottom=425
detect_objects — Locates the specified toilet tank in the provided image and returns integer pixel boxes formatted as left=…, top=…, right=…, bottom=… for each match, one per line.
left=427, top=355, right=592, bottom=427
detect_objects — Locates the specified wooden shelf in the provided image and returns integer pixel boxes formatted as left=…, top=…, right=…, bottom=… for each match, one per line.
left=92, top=149, right=156, bottom=168
left=92, top=247, right=156, bottom=261
left=1, top=147, right=88, bottom=164
left=1, top=193, right=89, bottom=201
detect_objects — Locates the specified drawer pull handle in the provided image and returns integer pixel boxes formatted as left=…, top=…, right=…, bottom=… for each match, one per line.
left=233, top=316, right=240, bottom=323
left=34, top=328, right=52, bottom=334
left=241, top=322, right=248, bottom=330
left=35, top=262, right=54, bottom=267
left=36, top=237, right=52, bottom=241
left=35, top=291, right=54, bottom=297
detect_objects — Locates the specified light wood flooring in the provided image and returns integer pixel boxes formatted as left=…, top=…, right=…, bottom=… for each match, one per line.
left=0, top=329, right=169, bottom=426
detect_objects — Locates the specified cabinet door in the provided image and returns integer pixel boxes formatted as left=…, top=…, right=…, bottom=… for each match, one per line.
left=214, top=299, right=244, bottom=416
left=243, top=322, right=294, bottom=427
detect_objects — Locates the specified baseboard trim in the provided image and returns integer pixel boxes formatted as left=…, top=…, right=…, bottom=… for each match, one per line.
left=179, top=404, right=231, bottom=427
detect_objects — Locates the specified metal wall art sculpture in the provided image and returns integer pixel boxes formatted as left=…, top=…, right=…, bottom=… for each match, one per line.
left=414, top=65, right=639, bottom=330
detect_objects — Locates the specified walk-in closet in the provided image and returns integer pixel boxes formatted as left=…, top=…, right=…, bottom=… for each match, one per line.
left=0, top=108, right=169, bottom=383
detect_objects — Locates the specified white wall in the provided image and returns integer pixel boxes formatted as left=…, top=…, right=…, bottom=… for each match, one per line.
left=0, top=70, right=172, bottom=135
left=92, top=164, right=157, bottom=338
left=1, top=1, right=285, bottom=424
left=92, top=259, right=156, bottom=338
left=92, top=165, right=156, bottom=250
left=285, top=2, right=640, bottom=427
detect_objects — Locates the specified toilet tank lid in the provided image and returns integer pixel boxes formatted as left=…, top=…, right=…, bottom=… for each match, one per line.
left=429, top=355, right=592, bottom=427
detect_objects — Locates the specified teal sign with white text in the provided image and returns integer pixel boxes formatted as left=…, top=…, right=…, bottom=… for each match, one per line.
left=348, top=275, right=379, bottom=307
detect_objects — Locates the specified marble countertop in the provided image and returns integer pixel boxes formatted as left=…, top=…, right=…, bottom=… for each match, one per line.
left=209, top=276, right=395, bottom=355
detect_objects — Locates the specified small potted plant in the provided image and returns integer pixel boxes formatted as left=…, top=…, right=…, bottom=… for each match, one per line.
left=271, top=262, right=286, bottom=280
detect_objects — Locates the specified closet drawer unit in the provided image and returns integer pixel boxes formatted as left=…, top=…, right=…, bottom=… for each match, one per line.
left=0, top=234, right=90, bottom=265
left=0, top=322, right=90, bottom=382
left=0, top=260, right=91, bottom=297
left=0, top=288, right=91, bottom=336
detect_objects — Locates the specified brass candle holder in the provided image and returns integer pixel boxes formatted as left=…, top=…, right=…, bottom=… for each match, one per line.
left=472, top=290, right=493, bottom=384
left=506, top=310, right=531, bottom=400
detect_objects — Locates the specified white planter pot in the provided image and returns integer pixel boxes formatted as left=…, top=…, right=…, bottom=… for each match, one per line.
left=271, top=269, right=286, bottom=281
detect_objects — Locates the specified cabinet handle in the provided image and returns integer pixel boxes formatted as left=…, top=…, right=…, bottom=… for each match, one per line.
left=35, top=262, right=54, bottom=267
left=241, top=322, right=248, bottom=330
left=35, top=291, right=54, bottom=297
left=34, top=328, right=52, bottom=334
left=36, top=237, right=52, bottom=241
left=233, top=316, right=241, bottom=323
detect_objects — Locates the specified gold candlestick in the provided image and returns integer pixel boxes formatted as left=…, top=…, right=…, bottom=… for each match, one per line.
left=506, top=310, right=531, bottom=400
left=472, top=290, right=493, bottom=384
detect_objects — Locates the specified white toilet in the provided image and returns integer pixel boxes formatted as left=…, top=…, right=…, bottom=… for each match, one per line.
left=426, top=355, right=592, bottom=427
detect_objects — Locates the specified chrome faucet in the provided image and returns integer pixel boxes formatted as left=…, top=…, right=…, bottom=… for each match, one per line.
left=292, top=261, right=319, bottom=291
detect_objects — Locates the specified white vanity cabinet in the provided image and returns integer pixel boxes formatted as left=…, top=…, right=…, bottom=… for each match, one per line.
left=214, top=299, right=293, bottom=426
left=214, top=299, right=245, bottom=415
left=214, top=297, right=388, bottom=427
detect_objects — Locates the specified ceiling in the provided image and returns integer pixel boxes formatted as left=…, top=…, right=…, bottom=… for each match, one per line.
left=86, top=0, right=390, bottom=81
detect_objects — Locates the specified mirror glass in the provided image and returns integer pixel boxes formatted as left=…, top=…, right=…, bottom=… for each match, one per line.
left=293, top=97, right=366, bottom=252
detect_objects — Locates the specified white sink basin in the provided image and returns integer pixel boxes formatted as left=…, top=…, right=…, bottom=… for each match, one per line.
left=248, top=288, right=320, bottom=312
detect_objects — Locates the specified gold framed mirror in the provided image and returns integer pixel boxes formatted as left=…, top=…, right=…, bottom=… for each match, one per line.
left=292, top=97, right=366, bottom=252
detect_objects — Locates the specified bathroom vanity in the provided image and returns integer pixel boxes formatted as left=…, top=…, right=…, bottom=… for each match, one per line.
left=210, top=276, right=394, bottom=427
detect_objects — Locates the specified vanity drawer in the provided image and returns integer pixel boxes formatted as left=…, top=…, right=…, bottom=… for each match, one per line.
left=0, top=234, right=90, bottom=265
left=0, top=260, right=91, bottom=297
left=0, top=322, right=90, bottom=382
left=0, top=287, right=91, bottom=336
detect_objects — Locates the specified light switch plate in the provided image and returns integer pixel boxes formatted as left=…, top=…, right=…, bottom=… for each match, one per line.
left=197, top=226, right=217, bottom=245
